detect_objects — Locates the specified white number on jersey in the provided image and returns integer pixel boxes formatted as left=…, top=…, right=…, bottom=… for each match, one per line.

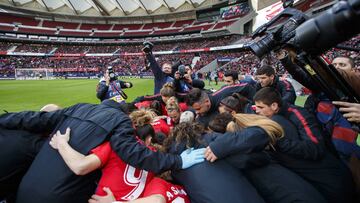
left=122, top=164, right=148, bottom=201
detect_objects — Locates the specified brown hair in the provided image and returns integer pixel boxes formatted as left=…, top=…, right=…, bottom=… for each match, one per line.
left=129, top=109, right=156, bottom=127
left=208, top=113, right=234, bottom=133
left=163, top=122, right=205, bottom=152
left=160, top=83, right=175, bottom=97
left=253, top=87, right=283, bottom=107
left=227, top=114, right=284, bottom=148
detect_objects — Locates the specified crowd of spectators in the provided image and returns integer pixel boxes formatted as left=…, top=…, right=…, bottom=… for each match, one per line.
left=0, top=35, right=242, bottom=54
left=220, top=2, right=250, bottom=19
left=0, top=35, right=358, bottom=78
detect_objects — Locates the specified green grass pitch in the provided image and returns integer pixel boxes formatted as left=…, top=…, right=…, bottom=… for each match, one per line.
left=0, top=79, right=306, bottom=113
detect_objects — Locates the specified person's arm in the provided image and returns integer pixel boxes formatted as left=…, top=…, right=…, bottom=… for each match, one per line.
left=0, top=107, right=66, bottom=133
left=212, top=83, right=255, bottom=101
left=287, top=106, right=325, bottom=145
left=110, top=114, right=204, bottom=174
left=276, top=138, right=325, bottom=160
left=279, top=79, right=297, bottom=104
left=173, top=72, right=182, bottom=93
left=49, top=128, right=101, bottom=175
left=97, top=81, right=109, bottom=101
left=133, top=94, right=162, bottom=103
left=283, top=106, right=326, bottom=159
left=279, top=54, right=319, bottom=93
left=206, top=127, right=269, bottom=161
left=146, top=53, right=164, bottom=80
left=272, top=115, right=324, bottom=160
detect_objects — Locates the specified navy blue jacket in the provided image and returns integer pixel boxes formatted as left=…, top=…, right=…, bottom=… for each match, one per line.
left=209, top=126, right=269, bottom=159
left=244, top=162, right=327, bottom=203
left=146, top=53, right=174, bottom=94
left=0, top=128, right=45, bottom=202
left=277, top=103, right=326, bottom=159
left=207, top=125, right=327, bottom=203
left=196, top=83, right=255, bottom=127
left=96, top=79, right=129, bottom=101
left=256, top=76, right=296, bottom=104
left=270, top=114, right=355, bottom=203
left=0, top=100, right=182, bottom=203
left=169, top=132, right=265, bottom=203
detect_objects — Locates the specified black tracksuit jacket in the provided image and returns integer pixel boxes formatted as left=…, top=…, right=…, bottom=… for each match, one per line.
left=255, top=76, right=296, bottom=104
left=196, top=83, right=255, bottom=127
left=271, top=114, right=355, bottom=203
left=0, top=100, right=182, bottom=203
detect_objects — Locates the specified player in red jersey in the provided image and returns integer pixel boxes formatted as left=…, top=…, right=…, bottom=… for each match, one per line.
left=89, top=177, right=190, bottom=203
left=49, top=123, right=157, bottom=202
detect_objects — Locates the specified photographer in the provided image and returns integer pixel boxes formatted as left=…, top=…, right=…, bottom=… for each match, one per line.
left=173, top=64, right=193, bottom=93
left=142, top=41, right=174, bottom=94
left=96, top=67, right=133, bottom=102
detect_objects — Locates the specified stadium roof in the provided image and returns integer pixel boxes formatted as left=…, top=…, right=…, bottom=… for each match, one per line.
left=0, top=0, right=223, bottom=17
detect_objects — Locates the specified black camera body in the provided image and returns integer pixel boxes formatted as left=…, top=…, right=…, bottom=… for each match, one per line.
left=248, top=7, right=308, bottom=58
left=248, top=0, right=360, bottom=58
left=142, top=41, right=154, bottom=53
left=107, top=66, right=116, bottom=81
left=247, top=0, right=360, bottom=103
left=178, top=65, right=186, bottom=78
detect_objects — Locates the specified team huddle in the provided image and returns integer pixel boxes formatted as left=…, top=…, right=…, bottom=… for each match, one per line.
left=0, top=45, right=359, bottom=203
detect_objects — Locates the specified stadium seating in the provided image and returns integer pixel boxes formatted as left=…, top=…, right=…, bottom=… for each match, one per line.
left=42, top=21, right=79, bottom=29
left=0, top=12, right=243, bottom=38
left=0, top=13, right=39, bottom=26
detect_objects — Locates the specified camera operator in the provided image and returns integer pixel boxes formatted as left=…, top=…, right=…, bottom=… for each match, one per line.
left=96, top=67, right=133, bottom=102
left=142, top=41, right=174, bottom=94
left=173, top=64, right=193, bottom=93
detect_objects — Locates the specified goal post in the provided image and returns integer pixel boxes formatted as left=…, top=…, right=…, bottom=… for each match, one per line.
left=15, top=68, right=54, bottom=80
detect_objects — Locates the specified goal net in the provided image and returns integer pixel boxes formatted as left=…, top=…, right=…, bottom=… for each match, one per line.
left=15, top=68, right=54, bottom=80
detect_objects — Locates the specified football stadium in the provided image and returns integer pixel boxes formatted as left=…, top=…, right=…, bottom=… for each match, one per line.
left=0, top=0, right=359, bottom=202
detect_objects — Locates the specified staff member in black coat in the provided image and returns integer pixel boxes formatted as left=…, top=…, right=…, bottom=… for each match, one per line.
left=0, top=104, right=61, bottom=203
left=0, top=128, right=45, bottom=203
left=255, top=65, right=296, bottom=104
left=205, top=113, right=327, bottom=203
left=0, top=99, right=204, bottom=203
left=187, top=84, right=255, bottom=127
left=164, top=122, right=265, bottom=203
left=253, top=87, right=355, bottom=203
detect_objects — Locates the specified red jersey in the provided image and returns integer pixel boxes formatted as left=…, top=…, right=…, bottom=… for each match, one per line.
left=162, top=102, right=189, bottom=116
left=143, top=177, right=190, bottom=203
left=151, top=118, right=172, bottom=136
left=134, top=101, right=152, bottom=109
left=91, top=142, right=155, bottom=201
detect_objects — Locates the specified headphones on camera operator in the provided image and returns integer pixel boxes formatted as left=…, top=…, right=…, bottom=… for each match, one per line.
left=107, top=66, right=128, bottom=100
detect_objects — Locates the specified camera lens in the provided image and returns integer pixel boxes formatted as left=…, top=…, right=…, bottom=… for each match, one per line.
left=249, top=34, right=275, bottom=58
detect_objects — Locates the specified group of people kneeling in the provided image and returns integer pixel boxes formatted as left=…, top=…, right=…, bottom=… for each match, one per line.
left=0, top=81, right=358, bottom=203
